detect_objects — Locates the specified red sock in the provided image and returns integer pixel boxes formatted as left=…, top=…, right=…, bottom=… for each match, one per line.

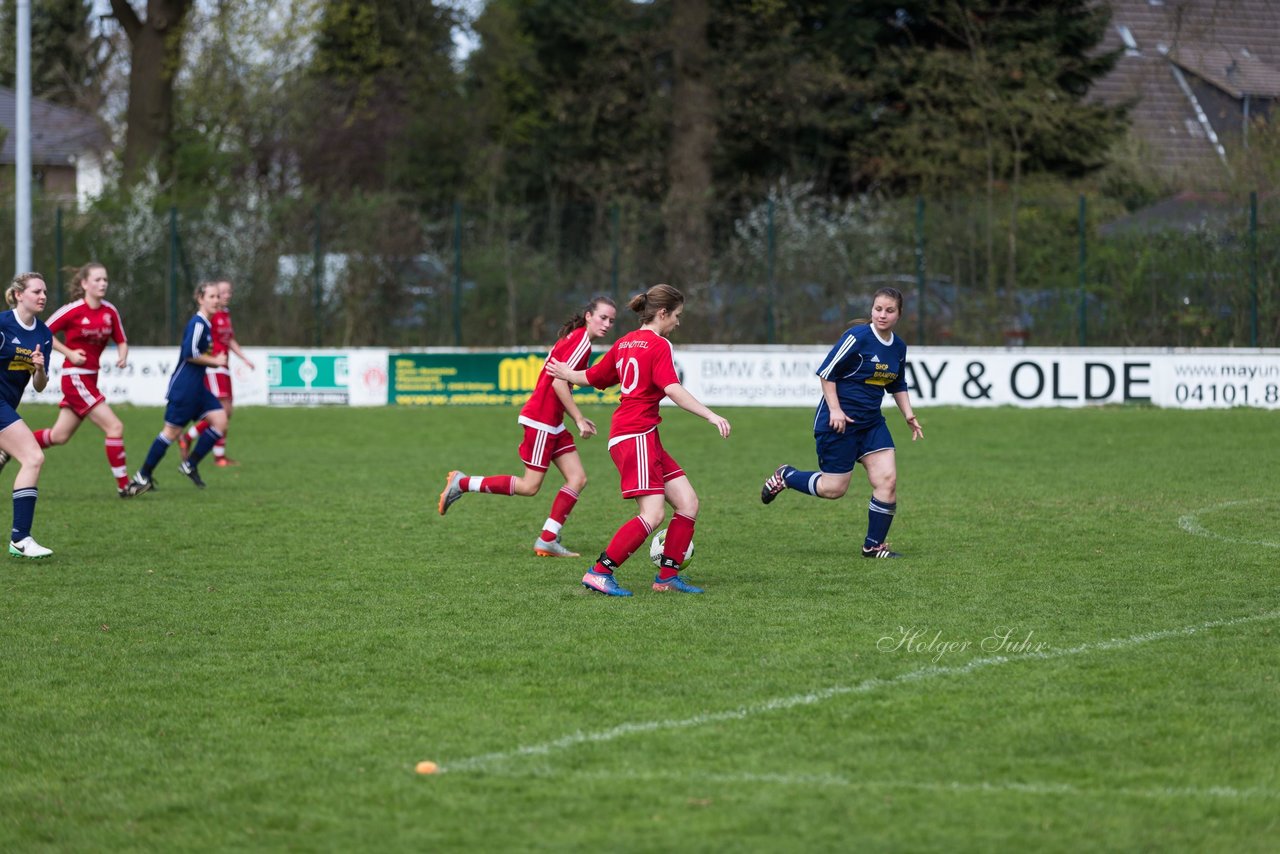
left=195, top=419, right=210, bottom=434
left=540, top=486, right=580, bottom=543
left=105, top=437, right=129, bottom=489
left=461, top=475, right=513, bottom=495
left=594, top=516, right=653, bottom=574
left=660, top=513, right=696, bottom=580
left=213, top=435, right=227, bottom=459
left=33, top=428, right=53, bottom=449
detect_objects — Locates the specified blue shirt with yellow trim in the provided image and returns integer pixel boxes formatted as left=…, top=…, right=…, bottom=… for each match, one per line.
left=813, top=323, right=909, bottom=432
left=0, top=310, right=54, bottom=409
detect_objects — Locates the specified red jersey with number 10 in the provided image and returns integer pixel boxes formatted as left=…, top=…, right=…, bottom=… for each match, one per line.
left=583, top=328, right=679, bottom=446
left=520, top=326, right=593, bottom=433
left=45, top=299, right=127, bottom=374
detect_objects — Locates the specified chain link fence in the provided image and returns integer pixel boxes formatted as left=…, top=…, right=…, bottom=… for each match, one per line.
left=5, top=188, right=1276, bottom=348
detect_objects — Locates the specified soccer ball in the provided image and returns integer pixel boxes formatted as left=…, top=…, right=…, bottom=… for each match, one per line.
left=649, top=528, right=694, bottom=570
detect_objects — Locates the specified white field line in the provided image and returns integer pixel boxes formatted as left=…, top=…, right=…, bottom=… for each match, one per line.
left=1179, top=499, right=1280, bottom=548
left=441, top=609, right=1280, bottom=774
left=496, top=768, right=1279, bottom=802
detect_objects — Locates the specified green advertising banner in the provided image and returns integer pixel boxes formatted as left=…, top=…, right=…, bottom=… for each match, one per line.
left=390, top=352, right=619, bottom=406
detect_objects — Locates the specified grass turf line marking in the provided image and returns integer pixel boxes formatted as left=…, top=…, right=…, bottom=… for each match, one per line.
left=1179, top=499, right=1280, bottom=549
left=499, top=769, right=1279, bottom=802
left=442, top=609, right=1280, bottom=774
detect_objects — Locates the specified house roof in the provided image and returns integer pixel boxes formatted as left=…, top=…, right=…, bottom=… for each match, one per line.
left=1169, top=45, right=1280, bottom=98
left=0, top=86, right=109, bottom=166
left=1092, top=0, right=1280, bottom=181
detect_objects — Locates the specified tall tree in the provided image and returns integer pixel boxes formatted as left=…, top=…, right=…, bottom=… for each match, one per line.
left=296, top=0, right=461, bottom=202
left=108, top=0, right=194, bottom=183
left=663, top=0, right=713, bottom=283
left=0, top=0, right=104, bottom=109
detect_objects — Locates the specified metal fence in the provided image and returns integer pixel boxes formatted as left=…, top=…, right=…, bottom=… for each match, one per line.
left=5, top=189, right=1277, bottom=348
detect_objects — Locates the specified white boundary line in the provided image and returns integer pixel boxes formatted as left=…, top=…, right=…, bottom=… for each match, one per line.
left=489, top=768, right=1278, bottom=802
left=442, top=610, right=1280, bottom=774
left=1179, top=499, right=1280, bottom=548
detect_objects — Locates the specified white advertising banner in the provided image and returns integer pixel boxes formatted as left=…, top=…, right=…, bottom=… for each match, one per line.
left=20, top=345, right=1279, bottom=410
left=670, top=346, right=1280, bottom=410
left=22, top=347, right=391, bottom=408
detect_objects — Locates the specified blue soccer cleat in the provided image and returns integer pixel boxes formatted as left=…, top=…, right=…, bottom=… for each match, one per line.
left=861, top=542, right=903, bottom=558
left=652, top=574, right=704, bottom=594
left=581, top=569, right=633, bottom=597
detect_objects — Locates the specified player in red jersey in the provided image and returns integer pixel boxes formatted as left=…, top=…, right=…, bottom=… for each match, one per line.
left=547, top=284, right=730, bottom=596
left=180, top=279, right=254, bottom=466
left=437, top=296, right=617, bottom=557
left=20, top=263, right=145, bottom=498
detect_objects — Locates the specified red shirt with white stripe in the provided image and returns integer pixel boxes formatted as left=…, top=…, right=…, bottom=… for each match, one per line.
left=583, top=328, right=679, bottom=446
left=520, top=326, right=593, bottom=433
left=45, top=299, right=127, bottom=374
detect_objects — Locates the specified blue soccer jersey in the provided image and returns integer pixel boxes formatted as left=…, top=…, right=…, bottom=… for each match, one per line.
left=166, top=312, right=215, bottom=403
left=0, top=309, right=54, bottom=409
left=813, top=324, right=909, bottom=432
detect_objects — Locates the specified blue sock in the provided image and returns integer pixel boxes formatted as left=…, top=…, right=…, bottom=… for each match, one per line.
left=140, top=434, right=172, bottom=479
left=11, top=486, right=38, bottom=542
left=865, top=496, right=896, bottom=550
left=189, top=428, right=223, bottom=466
left=783, top=469, right=823, bottom=497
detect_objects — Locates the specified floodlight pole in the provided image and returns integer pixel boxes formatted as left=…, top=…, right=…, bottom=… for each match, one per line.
left=14, top=0, right=33, bottom=273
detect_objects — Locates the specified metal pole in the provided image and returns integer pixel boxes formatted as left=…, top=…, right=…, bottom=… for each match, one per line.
left=453, top=201, right=463, bottom=346
left=1249, top=190, right=1258, bottom=347
left=168, top=207, right=179, bottom=342
left=15, top=0, right=33, bottom=272
left=312, top=204, right=323, bottom=347
left=766, top=197, right=776, bottom=344
left=54, top=206, right=63, bottom=305
left=1078, top=195, right=1087, bottom=346
left=610, top=203, right=620, bottom=303
left=914, top=196, right=926, bottom=345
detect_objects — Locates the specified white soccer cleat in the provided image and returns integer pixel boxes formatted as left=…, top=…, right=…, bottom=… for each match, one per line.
left=9, top=536, right=53, bottom=558
left=0, top=449, right=10, bottom=474
left=534, top=536, right=581, bottom=558
left=438, top=470, right=464, bottom=516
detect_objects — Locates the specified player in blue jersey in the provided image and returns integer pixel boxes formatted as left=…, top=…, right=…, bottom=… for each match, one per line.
left=759, top=286, right=923, bottom=558
left=0, top=273, right=56, bottom=557
left=127, top=282, right=230, bottom=492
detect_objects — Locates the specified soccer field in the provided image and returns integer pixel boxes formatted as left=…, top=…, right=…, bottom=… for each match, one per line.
left=2, top=403, right=1277, bottom=851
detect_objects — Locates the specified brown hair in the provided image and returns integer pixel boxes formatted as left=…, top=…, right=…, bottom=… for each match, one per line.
left=194, top=280, right=220, bottom=305
left=628, top=283, right=684, bottom=325
left=6, top=272, right=45, bottom=309
left=557, top=295, right=617, bottom=339
left=66, top=262, right=107, bottom=303
left=848, top=286, right=905, bottom=326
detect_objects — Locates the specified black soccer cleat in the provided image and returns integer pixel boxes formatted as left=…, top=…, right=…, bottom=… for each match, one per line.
left=861, top=542, right=903, bottom=558
left=179, top=460, right=206, bottom=489
left=761, top=464, right=795, bottom=505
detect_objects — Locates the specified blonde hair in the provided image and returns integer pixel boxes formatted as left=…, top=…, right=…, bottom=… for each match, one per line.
left=7, top=272, right=45, bottom=308
left=628, top=283, right=684, bottom=325
left=66, top=262, right=107, bottom=303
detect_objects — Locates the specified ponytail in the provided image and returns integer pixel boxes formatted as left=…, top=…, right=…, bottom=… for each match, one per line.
left=629, top=283, right=684, bottom=325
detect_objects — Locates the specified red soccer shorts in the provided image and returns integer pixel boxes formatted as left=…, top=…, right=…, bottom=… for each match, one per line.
left=205, top=368, right=233, bottom=400
left=518, top=425, right=577, bottom=472
left=608, top=429, right=685, bottom=498
left=59, top=372, right=106, bottom=418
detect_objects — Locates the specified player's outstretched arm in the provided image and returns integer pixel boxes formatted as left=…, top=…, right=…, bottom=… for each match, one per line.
left=664, top=383, right=730, bottom=438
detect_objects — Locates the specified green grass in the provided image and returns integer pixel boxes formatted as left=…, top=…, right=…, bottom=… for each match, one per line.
left=2, top=403, right=1277, bottom=852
